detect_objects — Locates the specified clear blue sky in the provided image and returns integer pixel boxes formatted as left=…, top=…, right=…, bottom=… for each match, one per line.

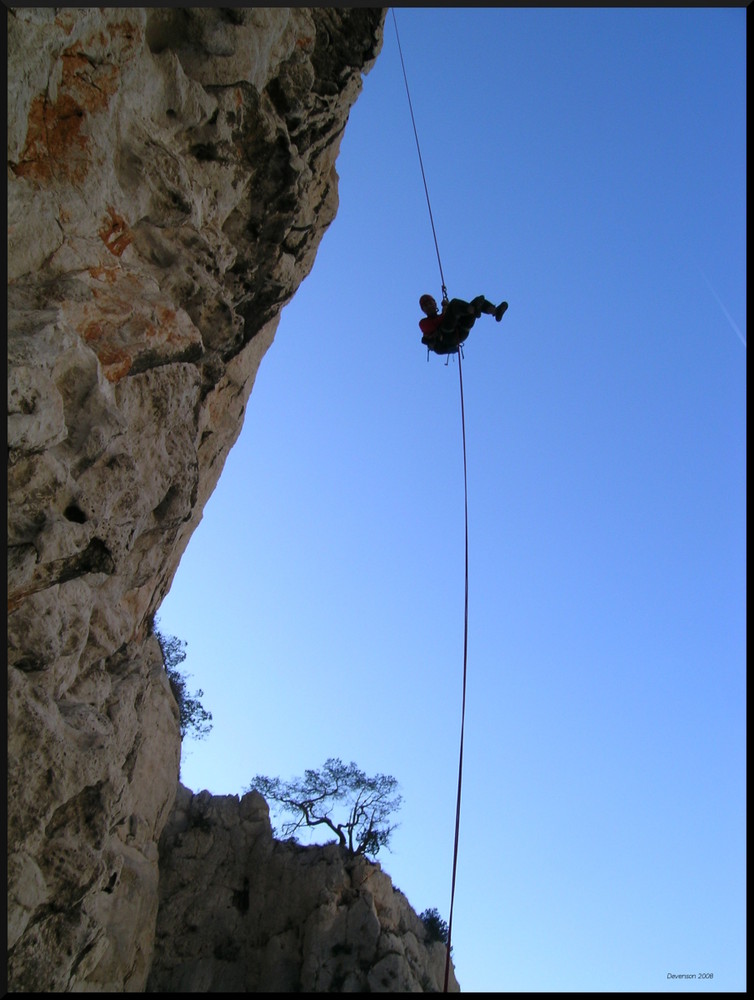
left=158, top=8, right=746, bottom=992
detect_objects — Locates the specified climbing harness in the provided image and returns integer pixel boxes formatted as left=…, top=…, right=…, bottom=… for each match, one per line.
left=392, top=11, right=469, bottom=991
left=425, top=334, right=467, bottom=364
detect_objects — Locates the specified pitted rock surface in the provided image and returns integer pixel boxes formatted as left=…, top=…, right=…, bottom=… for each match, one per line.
left=8, top=8, right=385, bottom=991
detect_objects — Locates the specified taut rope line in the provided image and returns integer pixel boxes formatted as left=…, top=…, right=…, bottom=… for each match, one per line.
left=391, top=9, right=448, bottom=302
left=443, top=348, right=470, bottom=993
left=392, top=12, right=471, bottom=990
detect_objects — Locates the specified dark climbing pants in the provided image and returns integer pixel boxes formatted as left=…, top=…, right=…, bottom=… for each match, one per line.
left=440, top=299, right=477, bottom=337
left=427, top=296, right=498, bottom=355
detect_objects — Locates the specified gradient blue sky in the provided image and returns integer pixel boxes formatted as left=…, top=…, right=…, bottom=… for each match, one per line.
left=158, top=8, right=746, bottom=992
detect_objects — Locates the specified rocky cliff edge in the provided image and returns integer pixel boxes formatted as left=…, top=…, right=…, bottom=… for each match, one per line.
left=147, top=786, right=459, bottom=993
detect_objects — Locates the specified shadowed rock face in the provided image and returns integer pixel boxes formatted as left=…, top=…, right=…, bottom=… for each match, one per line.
left=7, top=8, right=385, bottom=991
left=146, top=787, right=459, bottom=993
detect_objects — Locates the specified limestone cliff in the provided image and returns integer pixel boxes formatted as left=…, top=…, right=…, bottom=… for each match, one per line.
left=6, top=7, right=421, bottom=991
left=147, top=786, right=459, bottom=993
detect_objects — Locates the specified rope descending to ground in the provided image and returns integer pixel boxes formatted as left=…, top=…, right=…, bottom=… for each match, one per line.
left=443, top=348, right=470, bottom=993
left=391, top=16, right=471, bottom=990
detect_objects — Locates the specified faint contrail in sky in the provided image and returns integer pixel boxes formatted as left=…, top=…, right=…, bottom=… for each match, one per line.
left=698, top=266, right=746, bottom=348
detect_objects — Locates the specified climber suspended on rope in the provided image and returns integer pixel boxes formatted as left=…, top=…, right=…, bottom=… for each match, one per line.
left=419, top=293, right=508, bottom=355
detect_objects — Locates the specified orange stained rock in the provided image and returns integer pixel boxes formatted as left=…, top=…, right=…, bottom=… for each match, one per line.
left=10, top=27, right=137, bottom=186
left=88, top=264, right=120, bottom=284
left=98, top=207, right=134, bottom=257
left=11, top=93, right=89, bottom=184
left=97, top=346, right=133, bottom=382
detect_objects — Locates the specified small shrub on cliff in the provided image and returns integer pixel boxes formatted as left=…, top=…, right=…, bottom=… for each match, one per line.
left=152, top=618, right=213, bottom=740
left=420, top=907, right=450, bottom=946
left=247, top=757, right=401, bottom=858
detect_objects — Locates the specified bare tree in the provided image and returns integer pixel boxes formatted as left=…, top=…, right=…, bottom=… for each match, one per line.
left=248, top=758, right=401, bottom=857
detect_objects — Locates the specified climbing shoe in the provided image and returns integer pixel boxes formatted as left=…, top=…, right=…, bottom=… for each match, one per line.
left=495, top=302, right=508, bottom=322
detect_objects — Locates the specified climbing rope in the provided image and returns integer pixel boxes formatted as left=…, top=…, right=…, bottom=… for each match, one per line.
left=443, top=348, right=470, bottom=993
left=392, top=10, right=471, bottom=992
left=391, top=9, right=448, bottom=303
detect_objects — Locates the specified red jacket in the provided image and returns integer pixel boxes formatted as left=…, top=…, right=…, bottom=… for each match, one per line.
left=419, top=314, right=444, bottom=339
